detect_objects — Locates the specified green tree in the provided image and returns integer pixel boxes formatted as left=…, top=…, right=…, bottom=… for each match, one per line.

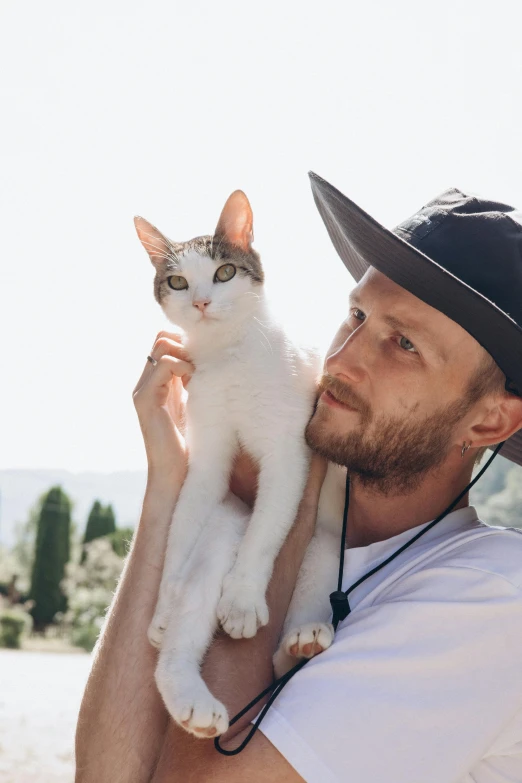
left=81, top=501, right=117, bottom=564
left=83, top=500, right=105, bottom=544
left=471, top=453, right=513, bottom=506
left=104, top=504, right=117, bottom=536
left=477, top=465, right=522, bottom=529
left=28, top=486, right=72, bottom=632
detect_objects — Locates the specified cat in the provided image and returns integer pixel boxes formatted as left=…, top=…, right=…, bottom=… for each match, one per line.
left=135, top=191, right=345, bottom=738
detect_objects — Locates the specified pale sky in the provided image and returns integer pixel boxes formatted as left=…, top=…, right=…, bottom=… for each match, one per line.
left=1, top=0, right=521, bottom=472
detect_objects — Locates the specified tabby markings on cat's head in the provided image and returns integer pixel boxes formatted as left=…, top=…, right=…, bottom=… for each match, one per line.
left=134, top=191, right=264, bottom=334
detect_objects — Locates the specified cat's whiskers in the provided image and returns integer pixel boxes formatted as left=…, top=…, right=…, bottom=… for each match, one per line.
left=141, top=244, right=174, bottom=263
left=253, top=314, right=273, bottom=329
left=253, top=319, right=274, bottom=356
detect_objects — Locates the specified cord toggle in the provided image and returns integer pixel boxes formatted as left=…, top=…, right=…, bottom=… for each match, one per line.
left=329, top=590, right=351, bottom=627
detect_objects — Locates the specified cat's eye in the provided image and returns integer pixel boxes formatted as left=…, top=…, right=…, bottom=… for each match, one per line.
left=167, top=275, right=188, bottom=291
left=214, top=264, right=236, bottom=283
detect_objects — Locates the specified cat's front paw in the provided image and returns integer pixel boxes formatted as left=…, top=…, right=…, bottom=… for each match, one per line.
left=274, top=622, right=334, bottom=676
left=155, top=665, right=229, bottom=738
left=176, top=692, right=229, bottom=739
left=217, top=576, right=269, bottom=639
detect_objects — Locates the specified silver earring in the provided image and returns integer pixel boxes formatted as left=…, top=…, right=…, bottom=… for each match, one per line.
left=461, top=441, right=472, bottom=458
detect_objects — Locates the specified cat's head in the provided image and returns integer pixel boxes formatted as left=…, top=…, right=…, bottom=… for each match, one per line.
left=135, top=191, right=264, bottom=335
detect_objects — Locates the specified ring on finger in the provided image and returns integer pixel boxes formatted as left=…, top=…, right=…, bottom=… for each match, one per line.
left=147, top=354, right=158, bottom=366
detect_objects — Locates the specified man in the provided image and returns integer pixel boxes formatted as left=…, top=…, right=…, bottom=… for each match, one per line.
left=75, top=174, right=522, bottom=782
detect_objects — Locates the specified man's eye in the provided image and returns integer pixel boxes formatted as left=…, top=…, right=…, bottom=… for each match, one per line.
left=399, top=336, right=417, bottom=353
left=352, top=308, right=366, bottom=321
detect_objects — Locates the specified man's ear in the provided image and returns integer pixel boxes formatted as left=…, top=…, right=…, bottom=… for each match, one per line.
left=134, top=216, right=172, bottom=270
left=470, top=393, right=522, bottom=448
left=214, top=191, right=253, bottom=252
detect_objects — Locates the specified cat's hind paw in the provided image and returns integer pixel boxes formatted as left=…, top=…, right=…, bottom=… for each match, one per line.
left=147, top=578, right=183, bottom=649
left=147, top=615, right=168, bottom=650
left=217, top=577, right=269, bottom=639
left=148, top=600, right=174, bottom=649
left=274, top=622, right=334, bottom=674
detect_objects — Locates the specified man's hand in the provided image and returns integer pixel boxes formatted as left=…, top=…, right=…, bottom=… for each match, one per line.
left=133, top=330, right=194, bottom=478
left=134, top=330, right=260, bottom=501
left=78, top=331, right=327, bottom=783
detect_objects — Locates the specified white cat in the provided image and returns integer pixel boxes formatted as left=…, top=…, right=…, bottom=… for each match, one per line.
left=135, top=192, right=345, bottom=738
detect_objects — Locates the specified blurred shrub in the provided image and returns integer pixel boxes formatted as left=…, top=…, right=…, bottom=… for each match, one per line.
left=106, top=527, right=135, bottom=558
left=0, top=546, right=24, bottom=595
left=0, top=606, right=33, bottom=649
left=476, top=465, right=522, bottom=529
left=71, top=623, right=101, bottom=652
left=60, top=537, right=124, bottom=652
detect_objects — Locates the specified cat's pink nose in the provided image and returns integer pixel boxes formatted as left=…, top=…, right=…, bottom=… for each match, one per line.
left=193, top=299, right=211, bottom=312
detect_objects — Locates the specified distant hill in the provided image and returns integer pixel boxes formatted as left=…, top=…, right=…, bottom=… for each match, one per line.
left=0, top=469, right=147, bottom=548
left=0, top=455, right=519, bottom=550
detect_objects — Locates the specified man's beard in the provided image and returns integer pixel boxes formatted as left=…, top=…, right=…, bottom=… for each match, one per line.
left=305, top=373, right=474, bottom=496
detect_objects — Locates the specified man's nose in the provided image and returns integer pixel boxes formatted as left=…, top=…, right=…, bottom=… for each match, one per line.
left=326, top=327, right=368, bottom=385
left=193, top=298, right=211, bottom=312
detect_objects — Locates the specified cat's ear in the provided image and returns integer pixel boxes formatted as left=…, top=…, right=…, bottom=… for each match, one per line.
left=134, top=216, right=171, bottom=269
left=214, top=191, right=254, bottom=251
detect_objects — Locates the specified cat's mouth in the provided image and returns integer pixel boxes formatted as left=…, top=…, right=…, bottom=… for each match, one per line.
left=195, top=310, right=219, bottom=323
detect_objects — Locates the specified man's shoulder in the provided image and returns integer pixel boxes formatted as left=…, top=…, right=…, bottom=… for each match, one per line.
left=426, top=520, right=522, bottom=592
left=374, top=527, right=522, bottom=618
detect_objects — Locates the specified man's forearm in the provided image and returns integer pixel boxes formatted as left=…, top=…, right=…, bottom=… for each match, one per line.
left=150, top=457, right=326, bottom=783
left=74, top=454, right=325, bottom=783
left=75, top=470, right=183, bottom=783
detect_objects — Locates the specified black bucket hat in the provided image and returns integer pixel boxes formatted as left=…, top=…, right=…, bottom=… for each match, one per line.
left=309, top=171, right=522, bottom=467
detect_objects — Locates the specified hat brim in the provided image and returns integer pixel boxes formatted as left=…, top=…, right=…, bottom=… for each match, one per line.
left=309, top=171, right=522, bottom=468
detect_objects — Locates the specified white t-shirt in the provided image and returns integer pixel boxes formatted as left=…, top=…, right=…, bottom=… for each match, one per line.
left=258, top=506, right=522, bottom=783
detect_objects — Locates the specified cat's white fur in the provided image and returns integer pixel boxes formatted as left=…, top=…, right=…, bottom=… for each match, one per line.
left=136, top=197, right=346, bottom=738
left=272, top=461, right=345, bottom=679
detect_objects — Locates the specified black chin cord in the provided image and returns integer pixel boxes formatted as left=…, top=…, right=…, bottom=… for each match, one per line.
left=214, top=441, right=505, bottom=756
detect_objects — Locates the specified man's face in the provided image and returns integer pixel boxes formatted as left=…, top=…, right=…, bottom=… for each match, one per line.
left=305, top=268, right=488, bottom=493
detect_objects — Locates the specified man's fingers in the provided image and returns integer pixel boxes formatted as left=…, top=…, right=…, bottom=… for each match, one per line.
left=152, top=329, right=184, bottom=347
left=133, top=333, right=194, bottom=396
left=150, top=335, right=191, bottom=363
left=133, top=354, right=193, bottom=409
left=154, top=353, right=194, bottom=381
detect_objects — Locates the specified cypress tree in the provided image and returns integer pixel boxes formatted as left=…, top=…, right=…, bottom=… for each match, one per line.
left=28, top=485, right=72, bottom=632
left=83, top=500, right=105, bottom=545
left=103, top=504, right=116, bottom=536
left=81, top=501, right=117, bottom=563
